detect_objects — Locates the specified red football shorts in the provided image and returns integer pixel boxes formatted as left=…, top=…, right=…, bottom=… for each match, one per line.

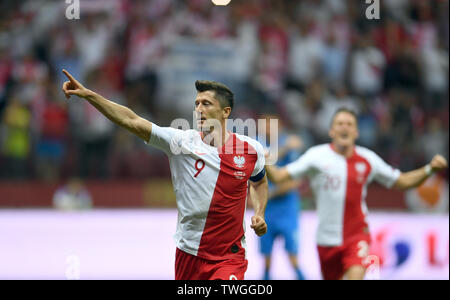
left=175, top=248, right=248, bottom=280
left=317, top=234, right=371, bottom=280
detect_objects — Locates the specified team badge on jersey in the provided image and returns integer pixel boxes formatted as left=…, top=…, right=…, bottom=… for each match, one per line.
left=233, top=156, right=245, bottom=169
left=355, top=162, right=367, bottom=174
left=355, top=162, right=368, bottom=183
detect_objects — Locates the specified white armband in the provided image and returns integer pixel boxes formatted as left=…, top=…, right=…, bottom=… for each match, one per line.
left=424, top=164, right=434, bottom=176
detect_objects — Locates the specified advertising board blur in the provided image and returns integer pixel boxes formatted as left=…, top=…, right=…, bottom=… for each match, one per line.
left=0, top=210, right=447, bottom=279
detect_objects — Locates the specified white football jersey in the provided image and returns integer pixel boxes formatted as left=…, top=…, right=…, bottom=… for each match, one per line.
left=286, top=144, right=401, bottom=246
left=147, top=124, right=266, bottom=261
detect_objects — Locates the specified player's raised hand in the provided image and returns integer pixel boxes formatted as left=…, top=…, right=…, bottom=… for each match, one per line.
left=250, top=215, right=267, bottom=237
left=430, top=154, right=448, bottom=171
left=62, top=69, right=90, bottom=99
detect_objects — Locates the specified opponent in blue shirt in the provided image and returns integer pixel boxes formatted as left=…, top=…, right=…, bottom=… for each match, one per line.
left=259, top=114, right=306, bottom=280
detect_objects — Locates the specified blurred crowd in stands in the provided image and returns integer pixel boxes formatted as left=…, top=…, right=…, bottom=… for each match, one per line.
left=0, top=0, right=448, bottom=181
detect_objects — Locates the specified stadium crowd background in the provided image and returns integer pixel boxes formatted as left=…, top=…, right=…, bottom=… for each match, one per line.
left=0, top=0, right=448, bottom=192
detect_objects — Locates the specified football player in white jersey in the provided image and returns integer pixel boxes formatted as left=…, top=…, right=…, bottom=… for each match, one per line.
left=266, top=108, right=447, bottom=280
left=62, top=69, right=269, bottom=280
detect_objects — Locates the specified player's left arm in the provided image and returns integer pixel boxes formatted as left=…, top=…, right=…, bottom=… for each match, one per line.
left=249, top=174, right=268, bottom=237
left=393, top=154, right=448, bottom=190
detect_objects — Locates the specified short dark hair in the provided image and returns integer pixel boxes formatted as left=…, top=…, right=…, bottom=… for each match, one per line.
left=195, top=80, right=234, bottom=111
left=331, top=107, right=358, bottom=127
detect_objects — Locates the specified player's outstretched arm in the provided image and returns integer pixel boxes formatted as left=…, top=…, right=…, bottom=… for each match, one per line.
left=269, top=179, right=301, bottom=199
left=249, top=175, right=268, bottom=237
left=61, top=69, right=152, bottom=142
left=265, top=164, right=292, bottom=184
left=393, top=154, right=448, bottom=190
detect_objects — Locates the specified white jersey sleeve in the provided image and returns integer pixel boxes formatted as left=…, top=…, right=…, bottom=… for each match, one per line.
left=251, top=140, right=266, bottom=177
left=371, top=153, right=401, bottom=188
left=234, top=134, right=266, bottom=181
left=146, top=124, right=186, bottom=156
left=285, top=147, right=316, bottom=179
left=358, top=147, right=401, bottom=188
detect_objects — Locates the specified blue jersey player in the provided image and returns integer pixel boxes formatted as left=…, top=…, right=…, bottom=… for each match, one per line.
left=259, top=115, right=306, bottom=280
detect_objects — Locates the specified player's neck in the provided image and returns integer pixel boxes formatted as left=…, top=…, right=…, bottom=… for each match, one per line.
left=202, top=129, right=230, bottom=148
left=331, top=142, right=354, bottom=158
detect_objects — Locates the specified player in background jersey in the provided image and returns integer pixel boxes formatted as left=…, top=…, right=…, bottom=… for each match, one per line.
left=258, top=114, right=306, bottom=280
left=61, top=69, right=268, bottom=280
left=265, top=108, right=448, bottom=280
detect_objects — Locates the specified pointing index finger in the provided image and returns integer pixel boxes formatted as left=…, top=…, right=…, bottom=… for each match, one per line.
left=62, top=69, right=78, bottom=84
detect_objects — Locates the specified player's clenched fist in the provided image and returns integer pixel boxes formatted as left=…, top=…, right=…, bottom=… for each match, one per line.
left=251, top=215, right=267, bottom=237
left=430, top=154, right=448, bottom=171
left=61, top=69, right=90, bottom=99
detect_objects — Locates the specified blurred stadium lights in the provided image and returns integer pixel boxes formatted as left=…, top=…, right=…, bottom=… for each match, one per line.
left=211, top=0, right=231, bottom=6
